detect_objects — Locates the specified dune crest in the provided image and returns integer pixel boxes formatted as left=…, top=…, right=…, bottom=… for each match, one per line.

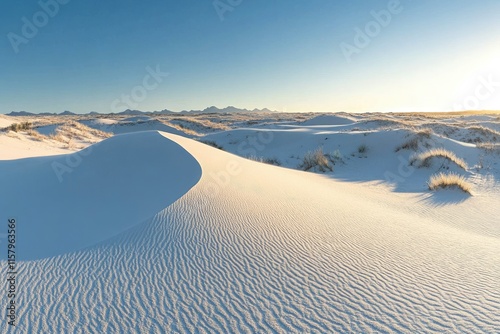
left=2, top=131, right=497, bottom=333
left=0, top=131, right=201, bottom=260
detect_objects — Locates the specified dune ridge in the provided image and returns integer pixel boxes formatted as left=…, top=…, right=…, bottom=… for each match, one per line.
left=1, top=131, right=498, bottom=333
left=0, top=131, right=201, bottom=260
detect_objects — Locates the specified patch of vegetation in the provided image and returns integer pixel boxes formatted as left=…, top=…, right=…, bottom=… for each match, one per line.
left=395, top=128, right=433, bottom=152
left=171, top=117, right=230, bottom=133
left=199, top=140, right=224, bottom=150
left=248, top=156, right=281, bottom=166
left=395, top=137, right=419, bottom=152
left=415, top=128, right=432, bottom=139
left=26, top=129, right=47, bottom=141
left=8, top=122, right=32, bottom=132
left=167, top=122, right=201, bottom=136
left=477, top=142, right=500, bottom=153
left=262, top=157, right=281, bottom=166
left=410, top=148, right=468, bottom=170
left=299, top=148, right=332, bottom=172
left=428, top=173, right=472, bottom=194
left=468, top=126, right=499, bottom=140
left=326, top=149, right=345, bottom=165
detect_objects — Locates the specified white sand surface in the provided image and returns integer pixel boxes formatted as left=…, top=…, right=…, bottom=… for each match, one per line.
left=0, top=130, right=497, bottom=333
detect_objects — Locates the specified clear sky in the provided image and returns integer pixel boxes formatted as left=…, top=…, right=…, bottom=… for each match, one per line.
left=1, top=0, right=500, bottom=114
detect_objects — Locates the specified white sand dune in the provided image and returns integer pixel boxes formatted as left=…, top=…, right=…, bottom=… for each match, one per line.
left=1, top=130, right=498, bottom=333
left=83, top=118, right=120, bottom=126
left=121, top=116, right=154, bottom=122
left=0, top=131, right=201, bottom=260
left=82, top=118, right=186, bottom=136
left=0, top=115, right=17, bottom=128
left=302, top=114, right=356, bottom=126
left=0, top=132, right=71, bottom=160
left=203, top=125, right=497, bottom=195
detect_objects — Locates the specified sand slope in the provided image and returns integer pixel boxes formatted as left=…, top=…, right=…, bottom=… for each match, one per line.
left=0, top=131, right=498, bottom=333
left=0, top=131, right=201, bottom=260
left=0, top=133, right=71, bottom=160
left=81, top=118, right=186, bottom=136
left=302, top=114, right=356, bottom=126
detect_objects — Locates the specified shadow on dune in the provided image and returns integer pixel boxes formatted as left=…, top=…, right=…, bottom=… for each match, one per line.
left=327, top=172, right=474, bottom=205
left=0, top=131, right=202, bottom=261
left=418, top=191, right=471, bottom=207
left=326, top=156, right=476, bottom=197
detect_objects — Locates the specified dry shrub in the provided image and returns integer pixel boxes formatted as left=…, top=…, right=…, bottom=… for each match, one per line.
left=8, top=122, right=32, bottom=132
left=26, top=129, right=48, bottom=141
left=410, top=148, right=467, bottom=170
left=300, top=148, right=332, bottom=172
left=468, top=126, right=500, bottom=139
left=477, top=142, right=500, bottom=153
left=428, top=173, right=472, bottom=194
left=248, top=156, right=281, bottom=166
left=395, top=128, right=433, bottom=152
left=199, top=140, right=223, bottom=150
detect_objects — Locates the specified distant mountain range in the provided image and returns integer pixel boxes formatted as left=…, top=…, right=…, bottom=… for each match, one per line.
left=180, top=106, right=276, bottom=114
left=5, top=106, right=277, bottom=116
left=7, top=110, right=77, bottom=116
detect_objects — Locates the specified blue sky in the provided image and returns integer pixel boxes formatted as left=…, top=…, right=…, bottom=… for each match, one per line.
left=1, top=0, right=500, bottom=113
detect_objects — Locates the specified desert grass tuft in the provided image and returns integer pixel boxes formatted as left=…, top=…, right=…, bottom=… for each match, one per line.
left=396, top=137, right=419, bottom=152
left=416, top=128, right=433, bottom=138
left=410, top=148, right=467, bottom=170
left=199, top=140, right=224, bottom=150
left=477, top=142, right=500, bottom=153
left=395, top=128, right=433, bottom=152
left=248, top=156, right=281, bottom=166
left=26, top=129, right=48, bottom=141
left=300, top=148, right=332, bottom=172
left=428, top=173, right=472, bottom=194
left=7, top=122, right=32, bottom=132
left=468, top=126, right=500, bottom=139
